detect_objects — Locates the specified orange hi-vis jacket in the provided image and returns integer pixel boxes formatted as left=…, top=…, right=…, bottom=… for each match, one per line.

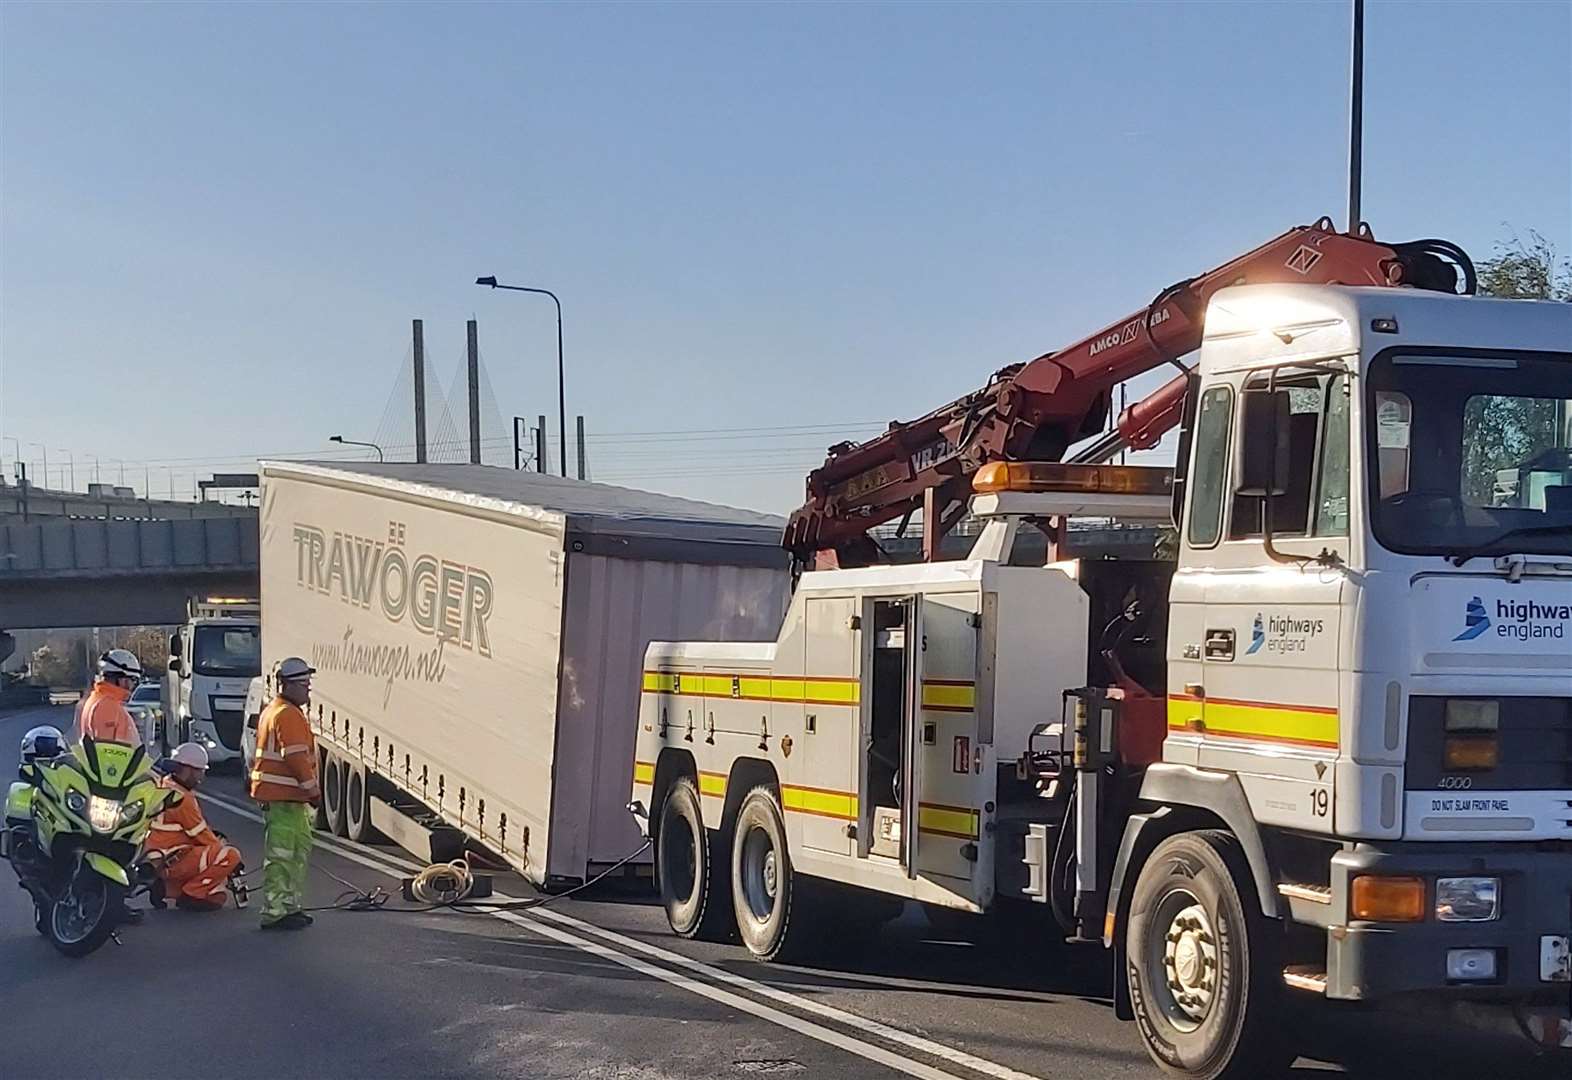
left=249, top=697, right=320, bottom=804
left=77, top=681, right=138, bottom=745
left=146, top=775, right=222, bottom=858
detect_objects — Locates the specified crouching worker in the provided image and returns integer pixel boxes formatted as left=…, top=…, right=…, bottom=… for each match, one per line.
left=146, top=743, right=242, bottom=911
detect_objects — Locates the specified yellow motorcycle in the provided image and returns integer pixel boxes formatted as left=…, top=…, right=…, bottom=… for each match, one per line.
left=4, top=734, right=169, bottom=956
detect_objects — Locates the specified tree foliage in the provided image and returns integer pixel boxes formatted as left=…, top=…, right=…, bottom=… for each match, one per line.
left=1460, top=229, right=1569, bottom=505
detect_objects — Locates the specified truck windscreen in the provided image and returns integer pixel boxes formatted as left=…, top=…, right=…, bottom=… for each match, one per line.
left=1367, top=350, right=1572, bottom=559
left=193, top=624, right=261, bottom=677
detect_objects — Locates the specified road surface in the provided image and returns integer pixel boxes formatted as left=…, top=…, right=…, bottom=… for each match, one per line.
left=1, top=704, right=1557, bottom=1079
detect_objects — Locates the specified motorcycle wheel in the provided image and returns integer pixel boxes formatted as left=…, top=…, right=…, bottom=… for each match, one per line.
left=49, top=870, right=120, bottom=958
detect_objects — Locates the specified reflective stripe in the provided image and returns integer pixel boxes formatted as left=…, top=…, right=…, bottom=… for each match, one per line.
left=1166, top=694, right=1339, bottom=750
left=781, top=785, right=858, bottom=821
left=149, top=821, right=183, bottom=832
left=185, top=823, right=206, bottom=836
left=916, top=802, right=980, bottom=840
left=198, top=848, right=210, bottom=872
left=632, top=761, right=655, bottom=786
left=257, top=750, right=285, bottom=762
left=281, top=743, right=311, bottom=756
left=252, top=770, right=301, bottom=787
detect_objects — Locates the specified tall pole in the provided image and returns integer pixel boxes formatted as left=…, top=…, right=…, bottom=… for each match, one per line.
left=1347, top=0, right=1365, bottom=233
left=536, top=414, right=547, bottom=475
left=473, top=279, right=566, bottom=477
left=413, top=319, right=428, bottom=465
left=513, top=416, right=527, bottom=470
left=467, top=319, right=482, bottom=464
left=576, top=415, right=587, bottom=481
left=29, top=444, right=47, bottom=489
left=64, top=449, right=74, bottom=491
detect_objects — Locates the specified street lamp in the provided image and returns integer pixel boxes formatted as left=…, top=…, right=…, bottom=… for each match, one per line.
left=86, top=454, right=99, bottom=485
left=330, top=435, right=385, bottom=462
left=28, top=443, right=48, bottom=489
left=475, top=275, right=566, bottom=477
left=61, top=449, right=75, bottom=491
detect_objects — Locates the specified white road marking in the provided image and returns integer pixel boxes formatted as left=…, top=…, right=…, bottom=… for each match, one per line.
left=201, top=791, right=1033, bottom=1080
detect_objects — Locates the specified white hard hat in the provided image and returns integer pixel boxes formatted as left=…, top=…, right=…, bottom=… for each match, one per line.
left=99, top=648, right=144, bottom=681
left=21, top=725, right=65, bottom=763
left=171, top=742, right=210, bottom=770
left=274, top=657, right=315, bottom=683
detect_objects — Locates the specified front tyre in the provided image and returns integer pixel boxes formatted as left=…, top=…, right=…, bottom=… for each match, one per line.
left=1126, top=830, right=1291, bottom=1080
left=656, top=777, right=731, bottom=940
left=730, top=786, right=805, bottom=961
left=49, top=870, right=120, bottom=958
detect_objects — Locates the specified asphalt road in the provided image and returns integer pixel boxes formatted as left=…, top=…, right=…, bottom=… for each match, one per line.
left=0, top=704, right=1559, bottom=1080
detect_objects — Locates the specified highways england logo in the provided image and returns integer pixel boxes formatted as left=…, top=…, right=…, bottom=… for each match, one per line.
left=1453, top=596, right=1491, bottom=641
left=1245, top=611, right=1323, bottom=656
left=1455, top=594, right=1569, bottom=643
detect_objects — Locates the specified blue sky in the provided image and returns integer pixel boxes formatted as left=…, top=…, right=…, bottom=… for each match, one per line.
left=2, top=1, right=1567, bottom=513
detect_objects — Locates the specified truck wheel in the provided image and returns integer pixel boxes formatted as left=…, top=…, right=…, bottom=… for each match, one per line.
left=1126, top=830, right=1291, bottom=1080
left=656, top=777, right=730, bottom=939
left=730, top=786, right=804, bottom=961
left=313, top=750, right=329, bottom=832
left=343, top=762, right=379, bottom=843
left=322, top=753, right=348, bottom=837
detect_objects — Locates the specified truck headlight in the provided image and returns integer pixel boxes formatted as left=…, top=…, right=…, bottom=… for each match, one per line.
left=1436, top=876, right=1500, bottom=922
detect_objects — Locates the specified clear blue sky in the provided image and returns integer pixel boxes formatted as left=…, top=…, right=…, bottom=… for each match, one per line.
left=2, top=1, right=1568, bottom=513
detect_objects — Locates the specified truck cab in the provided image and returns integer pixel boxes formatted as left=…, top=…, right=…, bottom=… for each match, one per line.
left=633, top=284, right=1571, bottom=1077
left=166, top=599, right=261, bottom=766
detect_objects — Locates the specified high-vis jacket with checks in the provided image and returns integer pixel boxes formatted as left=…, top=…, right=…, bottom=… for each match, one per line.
left=249, top=698, right=320, bottom=803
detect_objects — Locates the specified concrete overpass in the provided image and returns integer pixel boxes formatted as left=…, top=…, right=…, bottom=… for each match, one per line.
left=0, top=514, right=258, bottom=628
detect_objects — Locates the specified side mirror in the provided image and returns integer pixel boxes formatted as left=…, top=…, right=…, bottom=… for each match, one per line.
left=1235, top=388, right=1291, bottom=498
left=168, top=656, right=181, bottom=674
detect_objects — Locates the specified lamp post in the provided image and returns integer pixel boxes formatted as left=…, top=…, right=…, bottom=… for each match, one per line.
left=62, top=448, right=75, bottom=491
left=475, top=276, right=566, bottom=477
left=330, top=435, right=385, bottom=462
left=28, top=443, right=48, bottom=489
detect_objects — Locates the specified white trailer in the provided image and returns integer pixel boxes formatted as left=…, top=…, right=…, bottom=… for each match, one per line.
left=258, top=462, right=789, bottom=888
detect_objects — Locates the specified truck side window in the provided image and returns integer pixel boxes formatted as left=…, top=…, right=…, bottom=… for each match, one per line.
left=1185, top=386, right=1233, bottom=547
left=1230, top=376, right=1322, bottom=539
left=1312, top=374, right=1351, bottom=537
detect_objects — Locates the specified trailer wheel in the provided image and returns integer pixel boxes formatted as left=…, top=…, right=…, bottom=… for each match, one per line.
left=312, top=748, right=329, bottom=832
left=730, top=786, right=804, bottom=961
left=321, top=753, right=348, bottom=838
left=343, top=762, right=379, bottom=843
left=1126, top=830, right=1291, bottom=1080
left=656, top=777, right=730, bottom=940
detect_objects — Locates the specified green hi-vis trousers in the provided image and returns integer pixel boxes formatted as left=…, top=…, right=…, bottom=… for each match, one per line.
left=260, top=801, right=312, bottom=925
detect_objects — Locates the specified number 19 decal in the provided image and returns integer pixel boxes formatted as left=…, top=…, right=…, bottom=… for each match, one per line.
left=1312, top=788, right=1330, bottom=818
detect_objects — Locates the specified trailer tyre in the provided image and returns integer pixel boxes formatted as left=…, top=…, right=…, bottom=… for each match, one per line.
left=321, top=753, right=348, bottom=838
left=731, top=786, right=804, bottom=962
left=343, top=761, right=379, bottom=843
left=1126, top=830, right=1291, bottom=1080
left=656, top=777, right=730, bottom=940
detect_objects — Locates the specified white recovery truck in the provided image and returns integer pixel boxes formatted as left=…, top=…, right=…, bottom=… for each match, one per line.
left=631, top=285, right=1572, bottom=1078
left=256, top=462, right=789, bottom=888
left=165, top=598, right=261, bottom=766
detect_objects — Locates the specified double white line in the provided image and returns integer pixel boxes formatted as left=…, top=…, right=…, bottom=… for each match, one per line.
left=199, top=789, right=1047, bottom=1080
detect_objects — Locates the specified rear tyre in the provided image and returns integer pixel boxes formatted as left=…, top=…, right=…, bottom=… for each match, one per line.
left=322, top=753, right=348, bottom=838
left=1126, top=830, right=1292, bottom=1080
left=313, top=750, right=329, bottom=832
left=656, top=777, right=731, bottom=940
left=731, top=786, right=806, bottom=962
left=343, top=762, right=380, bottom=843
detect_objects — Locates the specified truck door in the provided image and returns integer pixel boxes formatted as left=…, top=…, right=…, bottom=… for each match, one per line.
left=798, top=596, right=858, bottom=857
left=910, top=591, right=984, bottom=899
left=1198, top=369, right=1350, bottom=831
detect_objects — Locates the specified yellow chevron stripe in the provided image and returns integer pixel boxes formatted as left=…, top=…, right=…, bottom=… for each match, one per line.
left=781, top=785, right=858, bottom=821
left=920, top=682, right=976, bottom=711
left=917, top=803, right=979, bottom=840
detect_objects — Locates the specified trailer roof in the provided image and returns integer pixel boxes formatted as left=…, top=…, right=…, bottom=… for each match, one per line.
left=259, top=461, right=788, bottom=565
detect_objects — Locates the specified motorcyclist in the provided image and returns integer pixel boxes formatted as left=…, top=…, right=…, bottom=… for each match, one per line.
left=5, top=726, right=65, bottom=824
left=75, top=650, right=144, bottom=745
left=146, top=743, right=242, bottom=911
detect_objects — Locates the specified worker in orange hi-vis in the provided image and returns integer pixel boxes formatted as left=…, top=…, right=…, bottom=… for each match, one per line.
left=146, top=743, right=242, bottom=910
left=249, top=657, right=320, bottom=931
left=74, top=649, right=145, bottom=746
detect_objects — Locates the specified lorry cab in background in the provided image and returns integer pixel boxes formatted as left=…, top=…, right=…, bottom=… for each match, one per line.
left=165, top=598, right=261, bottom=767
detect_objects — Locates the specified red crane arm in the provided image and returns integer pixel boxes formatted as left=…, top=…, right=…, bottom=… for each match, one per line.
left=782, top=217, right=1471, bottom=566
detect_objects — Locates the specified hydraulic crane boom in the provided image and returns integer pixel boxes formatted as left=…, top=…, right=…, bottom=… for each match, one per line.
left=782, top=217, right=1475, bottom=567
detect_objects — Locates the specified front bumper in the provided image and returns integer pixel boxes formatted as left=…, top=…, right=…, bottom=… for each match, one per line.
left=188, top=720, right=243, bottom=762
left=1319, top=843, right=1572, bottom=1003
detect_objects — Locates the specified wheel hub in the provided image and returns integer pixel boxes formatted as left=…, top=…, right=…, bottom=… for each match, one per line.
left=1162, top=903, right=1218, bottom=1022
left=762, top=851, right=777, bottom=898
